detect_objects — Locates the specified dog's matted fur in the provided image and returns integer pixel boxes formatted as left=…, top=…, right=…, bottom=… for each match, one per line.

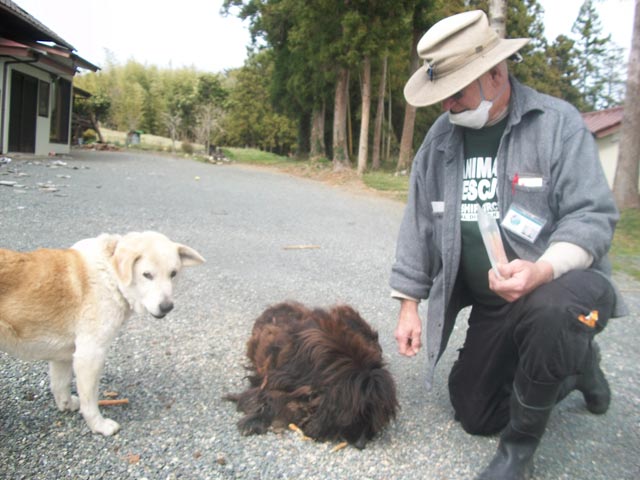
left=225, top=301, right=398, bottom=448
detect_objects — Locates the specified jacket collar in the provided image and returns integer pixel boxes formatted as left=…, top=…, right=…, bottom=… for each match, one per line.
left=506, top=75, right=544, bottom=128
left=436, top=74, right=543, bottom=162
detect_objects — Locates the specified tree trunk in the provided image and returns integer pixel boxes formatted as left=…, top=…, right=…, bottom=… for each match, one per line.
left=397, top=29, right=421, bottom=172
left=310, top=102, right=326, bottom=159
left=90, top=113, right=105, bottom=143
left=372, top=55, right=387, bottom=170
left=386, top=78, right=392, bottom=162
left=489, top=0, right=507, bottom=38
left=357, top=56, right=372, bottom=176
left=347, top=82, right=353, bottom=160
left=613, top=0, right=640, bottom=209
left=333, top=67, right=350, bottom=169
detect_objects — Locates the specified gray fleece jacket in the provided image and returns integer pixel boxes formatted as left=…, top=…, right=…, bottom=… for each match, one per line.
left=389, top=76, right=627, bottom=389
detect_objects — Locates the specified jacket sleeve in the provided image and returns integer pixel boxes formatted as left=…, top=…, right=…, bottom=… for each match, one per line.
left=389, top=144, right=442, bottom=300
left=548, top=114, right=619, bottom=262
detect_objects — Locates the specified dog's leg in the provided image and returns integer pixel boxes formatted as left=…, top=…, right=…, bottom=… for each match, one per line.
left=237, top=392, right=277, bottom=435
left=73, top=343, right=120, bottom=436
left=49, top=360, right=80, bottom=412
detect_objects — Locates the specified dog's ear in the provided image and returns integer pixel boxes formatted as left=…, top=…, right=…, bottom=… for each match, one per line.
left=111, top=244, right=140, bottom=286
left=101, top=234, right=122, bottom=257
left=176, top=243, right=205, bottom=267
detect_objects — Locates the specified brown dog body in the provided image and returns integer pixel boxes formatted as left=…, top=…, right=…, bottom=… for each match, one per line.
left=226, top=301, right=398, bottom=448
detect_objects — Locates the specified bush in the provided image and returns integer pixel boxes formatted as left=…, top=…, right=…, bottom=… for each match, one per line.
left=82, top=129, right=98, bottom=143
left=181, top=140, right=194, bottom=155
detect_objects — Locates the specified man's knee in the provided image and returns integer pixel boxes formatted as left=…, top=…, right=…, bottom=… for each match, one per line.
left=452, top=400, right=507, bottom=436
left=449, top=376, right=509, bottom=436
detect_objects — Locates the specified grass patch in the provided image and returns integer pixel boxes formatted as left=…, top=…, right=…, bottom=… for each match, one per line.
left=100, top=128, right=205, bottom=153
left=610, top=209, right=640, bottom=281
left=363, top=171, right=410, bottom=201
left=223, top=147, right=298, bottom=166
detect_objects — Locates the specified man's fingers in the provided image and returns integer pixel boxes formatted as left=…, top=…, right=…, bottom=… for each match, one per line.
left=397, top=334, right=419, bottom=356
left=409, top=334, right=421, bottom=354
left=395, top=331, right=407, bottom=353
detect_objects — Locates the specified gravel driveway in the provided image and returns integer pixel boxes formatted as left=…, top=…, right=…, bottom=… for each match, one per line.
left=0, top=149, right=638, bottom=479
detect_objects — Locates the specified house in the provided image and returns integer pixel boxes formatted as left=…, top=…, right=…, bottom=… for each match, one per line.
left=581, top=106, right=624, bottom=189
left=0, top=0, right=98, bottom=156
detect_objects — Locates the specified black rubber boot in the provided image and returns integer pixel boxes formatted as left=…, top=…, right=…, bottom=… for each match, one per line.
left=557, top=342, right=610, bottom=414
left=475, top=369, right=561, bottom=480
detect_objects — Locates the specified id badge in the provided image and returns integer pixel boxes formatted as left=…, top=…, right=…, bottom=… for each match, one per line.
left=501, top=205, right=545, bottom=243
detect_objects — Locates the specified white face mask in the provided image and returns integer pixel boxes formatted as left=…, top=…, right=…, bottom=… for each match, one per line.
left=448, top=98, right=492, bottom=129
left=448, top=79, right=507, bottom=129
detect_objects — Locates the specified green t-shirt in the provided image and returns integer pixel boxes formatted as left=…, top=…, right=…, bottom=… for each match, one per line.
left=460, top=117, right=509, bottom=306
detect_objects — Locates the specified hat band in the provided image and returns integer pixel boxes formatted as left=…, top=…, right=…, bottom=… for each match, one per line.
left=424, top=35, right=500, bottom=82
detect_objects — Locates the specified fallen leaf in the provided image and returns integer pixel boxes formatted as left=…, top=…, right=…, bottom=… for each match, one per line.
left=331, top=442, right=348, bottom=453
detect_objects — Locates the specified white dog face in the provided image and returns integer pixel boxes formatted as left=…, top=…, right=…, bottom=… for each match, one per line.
left=111, top=231, right=205, bottom=318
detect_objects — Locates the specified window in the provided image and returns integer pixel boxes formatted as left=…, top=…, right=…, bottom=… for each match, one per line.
left=38, top=80, right=50, bottom=117
left=49, top=78, right=71, bottom=143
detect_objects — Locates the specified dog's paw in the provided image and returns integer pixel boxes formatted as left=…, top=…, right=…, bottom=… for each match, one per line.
left=90, top=418, right=121, bottom=436
left=55, top=395, right=80, bottom=412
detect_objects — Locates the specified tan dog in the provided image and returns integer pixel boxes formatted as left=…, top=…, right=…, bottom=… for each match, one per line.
left=0, top=231, right=205, bottom=436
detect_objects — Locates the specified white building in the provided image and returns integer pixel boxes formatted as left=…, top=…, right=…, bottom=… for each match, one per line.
left=0, top=0, right=98, bottom=156
left=581, top=106, right=624, bottom=189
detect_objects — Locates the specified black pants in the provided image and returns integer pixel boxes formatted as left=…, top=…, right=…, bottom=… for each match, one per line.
left=448, top=270, right=615, bottom=436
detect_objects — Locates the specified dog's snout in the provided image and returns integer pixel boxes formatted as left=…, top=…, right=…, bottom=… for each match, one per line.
left=159, top=301, right=174, bottom=315
left=354, top=432, right=368, bottom=450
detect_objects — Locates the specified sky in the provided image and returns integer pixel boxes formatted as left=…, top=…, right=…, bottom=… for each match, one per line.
left=13, top=0, right=637, bottom=73
left=538, top=0, right=635, bottom=50
left=14, top=0, right=253, bottom=72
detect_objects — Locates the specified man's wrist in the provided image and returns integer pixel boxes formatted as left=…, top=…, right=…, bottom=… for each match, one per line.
left=391, top=289, right=420, bottom=303
left=534, top=260, right=554, bottom=285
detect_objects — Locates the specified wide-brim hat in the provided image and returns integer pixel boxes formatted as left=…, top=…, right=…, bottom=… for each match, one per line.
left=404, top=10, right=530, bottom=107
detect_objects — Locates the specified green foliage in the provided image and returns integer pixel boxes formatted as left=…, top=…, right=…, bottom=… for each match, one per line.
left=76, top=0, right=630, bottom=165
left=75, top=60, right=229, bottom=145
left=181, top=140, right=194, bottom=155
left=542, top=35, right=583, bottom=107
left=82, top=128, right=97, bottom=143
left=506, top=0, right=554, bottom=94
left=363, top=171, right=410, bottom=201
left=224, top=147, right=295, bottom=165
left=570, top=0, right=626, bottom=109
left=222, top=51, right=297, bottom=154
left=73, top=73, right=112, bottom=127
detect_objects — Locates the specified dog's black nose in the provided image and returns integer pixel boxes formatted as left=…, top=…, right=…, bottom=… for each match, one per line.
left=159, top=301, right=174, bottom=315
left=354, top=434, right=368, bottom=450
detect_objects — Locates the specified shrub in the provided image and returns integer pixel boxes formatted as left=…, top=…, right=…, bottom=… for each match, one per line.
left=82, top=129, right=98, bottom=143
left=181, top=140, right=194, bottom=155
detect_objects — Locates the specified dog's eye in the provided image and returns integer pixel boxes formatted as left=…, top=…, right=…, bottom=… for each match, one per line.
left=170, top=270, right=177, bottom=278
left=143, top=272, right=154, bottom=280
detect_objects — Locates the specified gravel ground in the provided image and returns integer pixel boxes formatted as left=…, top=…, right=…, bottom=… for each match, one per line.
left=0, top=149, right=638, bottom=480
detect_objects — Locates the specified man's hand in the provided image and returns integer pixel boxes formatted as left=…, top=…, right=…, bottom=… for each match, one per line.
left=489, top=259, right=554, bottom=302
left=395, top=299, right=422, bottom=356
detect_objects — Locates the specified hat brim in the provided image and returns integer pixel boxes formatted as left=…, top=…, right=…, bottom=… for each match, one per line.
left=404, top=38, right=530, bottom=107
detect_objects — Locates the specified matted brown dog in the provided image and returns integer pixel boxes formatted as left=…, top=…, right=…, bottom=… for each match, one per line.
left=225, top=301, right=398, bottom=449
left=0, top=231, right=204, bottom=435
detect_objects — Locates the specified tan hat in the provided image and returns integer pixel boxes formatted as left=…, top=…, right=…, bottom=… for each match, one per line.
left=404, top=10, right=530, bottom=107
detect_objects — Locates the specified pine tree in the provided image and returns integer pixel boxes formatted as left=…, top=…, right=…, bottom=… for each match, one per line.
left=544, top=35, right=584, bottom=109
left=571, top=0, right=625, bottom=110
